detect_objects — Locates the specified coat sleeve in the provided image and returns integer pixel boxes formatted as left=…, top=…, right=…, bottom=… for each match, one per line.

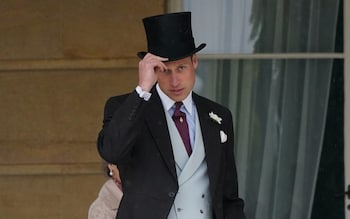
left=97, top=91, right=148, bottom=164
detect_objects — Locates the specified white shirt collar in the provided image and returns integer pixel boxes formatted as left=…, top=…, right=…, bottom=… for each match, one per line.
left=156, top=83, right=193, bottom=115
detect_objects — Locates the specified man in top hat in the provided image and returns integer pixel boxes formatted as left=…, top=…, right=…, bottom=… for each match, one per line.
left=97, top=12, right=245, bottom=219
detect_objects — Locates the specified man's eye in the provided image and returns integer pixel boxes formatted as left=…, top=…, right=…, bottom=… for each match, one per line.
left=178, top=66, right=185, bottom=71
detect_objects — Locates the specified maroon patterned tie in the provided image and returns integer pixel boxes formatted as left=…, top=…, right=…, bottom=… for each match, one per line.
left=172, top=102, right=192, bottom=156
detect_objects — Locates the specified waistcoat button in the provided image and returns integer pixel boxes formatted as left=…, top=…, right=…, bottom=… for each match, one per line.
left=168, top=192, right=175, bottom=197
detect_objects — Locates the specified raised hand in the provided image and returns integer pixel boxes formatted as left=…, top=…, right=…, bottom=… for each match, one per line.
left=138, top=53, right=168, bottom=92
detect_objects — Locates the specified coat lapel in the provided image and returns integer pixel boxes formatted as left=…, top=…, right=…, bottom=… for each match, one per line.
left=145, top=90, right=178, bottom=181
left=193, top=93, right=222, bottom=195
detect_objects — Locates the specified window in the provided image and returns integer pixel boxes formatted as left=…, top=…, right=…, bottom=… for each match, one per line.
left=168, top=0, right=347, bottom=218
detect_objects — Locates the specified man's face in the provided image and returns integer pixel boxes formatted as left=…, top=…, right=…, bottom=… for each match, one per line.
left=156, top=55, right=198, bottom=102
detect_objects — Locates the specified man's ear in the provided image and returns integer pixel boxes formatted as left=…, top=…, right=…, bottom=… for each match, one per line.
left=192, top=54, right=198, bottom=69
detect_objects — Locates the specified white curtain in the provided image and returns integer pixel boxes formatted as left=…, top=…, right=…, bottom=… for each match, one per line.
left=184, top=0, right=256, bottom=54
left=184, top=0, right=340, bottom=218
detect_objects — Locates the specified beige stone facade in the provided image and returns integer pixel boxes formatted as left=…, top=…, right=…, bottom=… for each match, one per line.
left=0, top=1, right=164, bottom=218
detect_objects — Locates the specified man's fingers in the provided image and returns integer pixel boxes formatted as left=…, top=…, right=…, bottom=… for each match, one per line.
left=143, top=53, right=168, bottom=62
left=140, top=53, right=168, bottom=72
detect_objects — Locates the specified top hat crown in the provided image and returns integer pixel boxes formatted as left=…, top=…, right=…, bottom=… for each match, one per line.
left=137, top=12, right=206, bottom=61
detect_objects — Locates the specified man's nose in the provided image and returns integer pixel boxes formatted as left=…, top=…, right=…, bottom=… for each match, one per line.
left=170, top=72, right=179, bottom=86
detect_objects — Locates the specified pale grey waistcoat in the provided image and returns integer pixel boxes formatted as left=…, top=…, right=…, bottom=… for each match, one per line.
left=165, top=108, right=213, bottom=219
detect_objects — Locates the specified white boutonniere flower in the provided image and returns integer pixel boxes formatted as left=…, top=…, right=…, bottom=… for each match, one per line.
left=220, top=130, right=227, bottom=143
left=209, top=112, right=222, bottom=124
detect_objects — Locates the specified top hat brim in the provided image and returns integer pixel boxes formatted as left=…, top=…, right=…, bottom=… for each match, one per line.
left=137, top=43, right=206, bottom=62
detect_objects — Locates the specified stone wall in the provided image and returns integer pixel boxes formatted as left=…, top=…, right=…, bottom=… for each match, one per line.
left=0, top=1, right=164, bottom=218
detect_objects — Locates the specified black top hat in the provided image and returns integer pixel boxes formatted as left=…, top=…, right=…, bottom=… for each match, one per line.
left=137, top=12, right=206, bottom=61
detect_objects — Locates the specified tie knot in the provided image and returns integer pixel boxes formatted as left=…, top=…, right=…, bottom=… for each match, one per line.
left=173, top=102, right=184, bottom=118
left=174, top=102, right=183, bottom=111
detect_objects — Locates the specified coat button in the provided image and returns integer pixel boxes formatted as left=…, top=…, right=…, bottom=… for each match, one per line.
left=168, top=192, right=175, bottom=197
